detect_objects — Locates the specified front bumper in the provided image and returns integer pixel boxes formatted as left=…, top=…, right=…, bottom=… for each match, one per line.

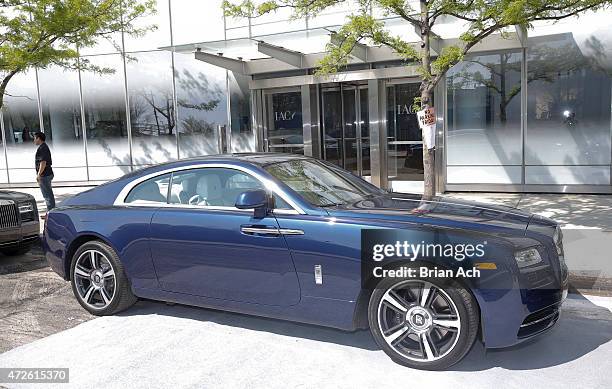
left=517, top=274, right=568, bottom=338
left=0, top=221, right=40, bottom=247
left=478, top=249, right=569, bottom=349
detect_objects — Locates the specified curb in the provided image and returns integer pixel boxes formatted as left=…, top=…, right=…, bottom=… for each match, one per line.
left=569, top=272, right=612, bottom=295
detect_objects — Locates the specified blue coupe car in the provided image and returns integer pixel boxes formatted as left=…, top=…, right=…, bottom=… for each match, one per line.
left=43, top=153, right=568, bottom=370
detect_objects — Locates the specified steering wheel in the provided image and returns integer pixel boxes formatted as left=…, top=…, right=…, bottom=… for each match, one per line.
left=188, top=194, right=208, bottom=206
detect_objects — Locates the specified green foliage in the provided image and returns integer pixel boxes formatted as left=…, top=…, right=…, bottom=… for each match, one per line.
left=223, top=0, right=341, bottom=19
left=431, top=45, right=464, bottom=75
left=317, top=14, right=419, bottom=75
left=0, top=0, right=156, bottom=106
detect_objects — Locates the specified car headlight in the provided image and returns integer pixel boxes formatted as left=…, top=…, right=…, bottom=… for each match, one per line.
left=18, top=203, right=34, bottom=213
left=515, top=247, right=543, bottom=268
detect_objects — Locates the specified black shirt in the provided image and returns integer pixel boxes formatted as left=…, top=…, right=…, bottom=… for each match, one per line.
left=35, top=142, right=53, bottom=176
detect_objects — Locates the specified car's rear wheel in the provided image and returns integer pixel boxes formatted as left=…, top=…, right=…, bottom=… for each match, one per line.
left=70, top=240, right=137, bottom=315
left=368, top=277, right=479, bottom=370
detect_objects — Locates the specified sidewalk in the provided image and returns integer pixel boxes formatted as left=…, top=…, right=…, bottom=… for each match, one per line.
left=446, top=192, right=612, bottom=293
left=14, top=185, right=612, bottom=293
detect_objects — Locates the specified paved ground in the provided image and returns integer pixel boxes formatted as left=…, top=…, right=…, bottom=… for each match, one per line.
left=447, top=192, right=612, bottom=293
left=0, top=293, right=610, bottom=389
left=0, top=247, right=93, bottom=354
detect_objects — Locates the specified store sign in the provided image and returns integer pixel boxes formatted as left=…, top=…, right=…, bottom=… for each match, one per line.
left=275, top=111, right=297, bottom=121
left=397, top=104, right=417, bottom=115
left=417, top=107, right=436, bottom=149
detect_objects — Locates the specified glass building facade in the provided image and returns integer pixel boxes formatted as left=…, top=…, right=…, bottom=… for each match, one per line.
left=2, top=1, right=611, bottom=193
left=0, top=0, right=231, bottom=185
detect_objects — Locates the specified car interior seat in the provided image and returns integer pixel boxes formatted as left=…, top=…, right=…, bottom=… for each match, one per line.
left=194, top=174, right=223, bottom=206
left=131, top=181, right=165, bottom=203
left=177, top=178, right=196, bottom=204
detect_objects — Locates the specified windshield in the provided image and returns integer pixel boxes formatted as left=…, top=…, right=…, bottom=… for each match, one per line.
left=264, top=159, right=384, bottom=207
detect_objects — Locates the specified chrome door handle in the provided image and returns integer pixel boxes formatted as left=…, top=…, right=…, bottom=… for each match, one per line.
left=240, top=226, right=304, bottom=236
left=277, top=228, right=304, bottom=235
left=241, top=226, right=281, bottom=235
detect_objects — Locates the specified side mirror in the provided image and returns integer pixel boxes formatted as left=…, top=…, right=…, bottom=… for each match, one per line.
left=235, top=189, right=271, bottom=217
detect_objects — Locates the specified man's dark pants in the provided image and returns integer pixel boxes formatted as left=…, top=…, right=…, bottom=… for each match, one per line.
left=39, top=174, right=55, bottom=211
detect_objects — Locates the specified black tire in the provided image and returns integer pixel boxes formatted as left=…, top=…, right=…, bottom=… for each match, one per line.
left=368, top=275, right=479, bottom=370
left=70, top=240, right=137, bottom=315
left=0, top=244, right=33, bottom=256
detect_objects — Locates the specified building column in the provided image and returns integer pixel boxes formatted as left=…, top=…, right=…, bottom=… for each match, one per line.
left=300, top=84, right=320, bottom=158
left=368, top=79, right=388, bottom=189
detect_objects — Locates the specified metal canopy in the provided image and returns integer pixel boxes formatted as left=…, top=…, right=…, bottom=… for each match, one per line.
left=256, top=41, right=304, bottom=68
left=330, top=33, right=368, bottom=62
left=194, top=50, right=246, bottom=74
left=183, top=28, right=526, bottom=76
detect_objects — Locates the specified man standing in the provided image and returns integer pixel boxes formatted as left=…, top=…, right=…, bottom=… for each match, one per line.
left=34, top=132, right=55, bottom=211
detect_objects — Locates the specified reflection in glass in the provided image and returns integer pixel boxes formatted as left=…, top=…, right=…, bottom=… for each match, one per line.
left=321, top=85, right=369, bottom=176
left=126, top=51, right=177, bottom=164
left=266, top=90, right=304, bottom=155
left=81, top=54, right=130, bottom=180
left=39, top=66, right=87, bottom=181
left=526, top=33, right=611, bottom=185
left=342, top=88, right=357, bottom=173
left=229, top=72, right=255, bottom=152
left=174, top=52, right=227, bottom=158
left=359, top=88, right=371, bottom=176
left=322, top=88, right=342, bottom=165
left=2, top=71, right=41, bottom=183
left=387, top=83, right=424, bottom=182
left=446, top=52, right=522, bottom=184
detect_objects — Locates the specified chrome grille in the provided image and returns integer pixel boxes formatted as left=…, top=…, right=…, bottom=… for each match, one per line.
left=0, top=200, right=19, bottom=228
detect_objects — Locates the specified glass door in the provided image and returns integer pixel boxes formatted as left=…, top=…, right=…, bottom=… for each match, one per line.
left=264, top=88, right=304, bottom=155
left=321, top=83, right=369, bottom=177
left=386, top=82, right=424, bottom=186
left=322, top=86, right=343, bottom=167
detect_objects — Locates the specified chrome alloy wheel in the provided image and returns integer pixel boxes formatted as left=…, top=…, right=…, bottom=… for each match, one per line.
left=377, top=280, right=461, bottom=362
left=73, top=249, right=117, bottom=310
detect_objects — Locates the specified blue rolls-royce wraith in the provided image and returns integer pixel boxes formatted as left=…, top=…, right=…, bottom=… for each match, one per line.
left=43, top=153, right=568, bottom=370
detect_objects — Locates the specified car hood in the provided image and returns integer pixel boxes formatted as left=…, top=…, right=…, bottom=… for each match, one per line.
left=0, top=190, right=34, bottom=203
left=324, top=192, right=539, bottom=233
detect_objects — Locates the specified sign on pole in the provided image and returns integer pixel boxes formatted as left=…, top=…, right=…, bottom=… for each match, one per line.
left=417, top=107, right=436, bottom=149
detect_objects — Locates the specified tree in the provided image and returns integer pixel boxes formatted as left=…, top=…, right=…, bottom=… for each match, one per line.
left=223, top=0, right=611, bottom=196
left=0, top=0, right=156, bottom=110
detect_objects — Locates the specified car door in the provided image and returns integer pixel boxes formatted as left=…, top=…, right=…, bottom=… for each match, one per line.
left=148, top=166, right=301, bottom=307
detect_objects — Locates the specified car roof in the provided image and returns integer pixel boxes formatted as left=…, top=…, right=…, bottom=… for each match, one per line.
left=117, top=153, right=312, bottom=181
left=173, top=152, right=312, bottom=167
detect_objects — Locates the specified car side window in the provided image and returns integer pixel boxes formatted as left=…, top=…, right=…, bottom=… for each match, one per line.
left=168, top=168, right=291, bottom=209
left=125, top=174, right=171, bottom=204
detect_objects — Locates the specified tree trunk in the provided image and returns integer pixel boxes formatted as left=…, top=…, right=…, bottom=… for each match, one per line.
left=166, top=99, right=173, bottom=135
left=420, top=87, right=436, bottom=198
left=0, top=70, right=20, bottom=111
left=499, top=54, right=507, bottom=124
left=419, top=2, right=436, bottom=198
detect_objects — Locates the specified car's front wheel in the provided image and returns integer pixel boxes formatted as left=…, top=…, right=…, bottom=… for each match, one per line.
left=70, top=240, right=137, bottom=315
left=368, top=277, right=479, bottom=370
